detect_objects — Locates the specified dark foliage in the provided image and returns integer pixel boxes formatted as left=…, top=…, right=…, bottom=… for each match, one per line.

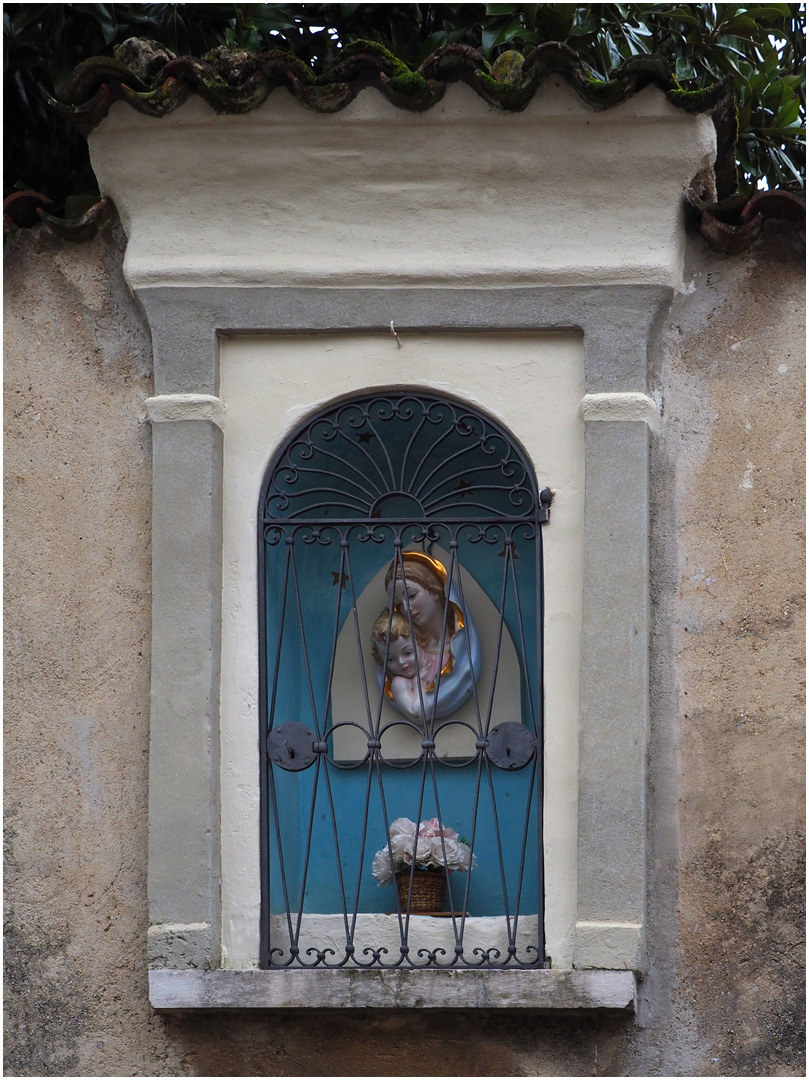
left=4, top=3, right=805, bottom=215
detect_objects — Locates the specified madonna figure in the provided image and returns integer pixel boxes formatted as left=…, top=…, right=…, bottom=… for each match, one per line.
left=371, top=551, right=481, bottom=724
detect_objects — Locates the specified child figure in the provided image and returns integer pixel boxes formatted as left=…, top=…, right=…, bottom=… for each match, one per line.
left=370, top=610, right=448, bottom=723
left=370, top=551, right=482, bottom=723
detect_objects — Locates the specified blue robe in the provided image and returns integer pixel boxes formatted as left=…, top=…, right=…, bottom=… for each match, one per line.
left=378, top=588, right=482, bottom=722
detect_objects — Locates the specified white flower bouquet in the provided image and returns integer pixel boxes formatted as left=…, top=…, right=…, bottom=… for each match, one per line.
left=371, top=816, right=476, bottom=887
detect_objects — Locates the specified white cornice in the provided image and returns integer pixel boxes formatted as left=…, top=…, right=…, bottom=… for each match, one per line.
left=90, top=85, right=715, bottom=292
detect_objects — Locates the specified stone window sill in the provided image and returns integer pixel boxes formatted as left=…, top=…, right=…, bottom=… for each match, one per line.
left=149, top=968, right=637, bottom=1011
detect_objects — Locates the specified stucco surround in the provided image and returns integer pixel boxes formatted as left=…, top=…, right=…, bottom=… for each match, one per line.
left=88, top=79, right=716, bottom=1009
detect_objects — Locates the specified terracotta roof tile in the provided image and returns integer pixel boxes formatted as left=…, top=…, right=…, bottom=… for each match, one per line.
left=47, top=40, right=733, bottom=132
left=686, top=187, right=805, bottom=253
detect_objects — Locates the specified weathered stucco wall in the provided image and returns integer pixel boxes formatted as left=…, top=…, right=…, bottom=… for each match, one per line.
left=648, top=222, right=806, bottom=1075
left=4, top=222, right=154, bottom=1074
left=4, top=218, right=804, bottom=1075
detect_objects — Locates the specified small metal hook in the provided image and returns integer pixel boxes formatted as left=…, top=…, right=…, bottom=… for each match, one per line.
left=390, top=320, right=402, bottom=349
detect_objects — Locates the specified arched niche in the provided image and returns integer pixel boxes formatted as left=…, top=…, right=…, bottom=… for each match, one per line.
left=258, top=390, right=549, bottom=962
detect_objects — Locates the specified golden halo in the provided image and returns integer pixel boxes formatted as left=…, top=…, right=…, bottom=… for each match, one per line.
left=397, top=550, right=448, bottom=587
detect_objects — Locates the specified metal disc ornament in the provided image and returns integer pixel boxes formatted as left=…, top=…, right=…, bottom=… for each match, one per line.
left=485, top=722, right=536, bottom=770
left=266, top=722, right=318, bottom=771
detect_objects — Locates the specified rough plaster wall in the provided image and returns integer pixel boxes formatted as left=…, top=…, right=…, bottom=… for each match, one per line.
left=649, top=222, right=806, bottom=1077
left=3, top=219, right=804, bottom=1077
left=3, top=223, right=161, bottom=1075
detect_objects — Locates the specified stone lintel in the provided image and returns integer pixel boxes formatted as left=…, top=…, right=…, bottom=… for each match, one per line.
left=135, top=284, right=669, bottom=396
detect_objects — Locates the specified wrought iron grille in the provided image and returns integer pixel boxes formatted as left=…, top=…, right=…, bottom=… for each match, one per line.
left=259, top=392, right=552, bottom=969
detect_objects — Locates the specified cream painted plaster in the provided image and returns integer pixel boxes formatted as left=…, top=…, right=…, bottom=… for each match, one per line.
left=217, top=331, right=584, bottom=970
left=88, top=82, right=715, bottom=292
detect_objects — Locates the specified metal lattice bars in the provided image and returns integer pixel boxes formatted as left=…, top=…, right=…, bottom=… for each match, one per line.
left=259, top=393, right=552, bottom=969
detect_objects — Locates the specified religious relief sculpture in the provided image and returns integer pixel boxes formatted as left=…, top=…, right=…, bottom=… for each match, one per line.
left=370, top=551, right=481, bottom=726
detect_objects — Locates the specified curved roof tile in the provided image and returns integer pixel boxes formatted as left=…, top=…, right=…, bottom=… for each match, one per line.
left=47, top=40, right=733, bottom=131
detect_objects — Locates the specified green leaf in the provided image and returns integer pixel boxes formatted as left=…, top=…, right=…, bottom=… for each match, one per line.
left=748, top=69, right=769, bottom=94
left=90, top=5, right=119, bottom=46
left=535, top=4, right=574, bottom=41
left=743, top=5, right=793, bottom=21
left=696, top=54, right=724, bottom=82
left=770, top=145, right=804, bottom=186
left=6, top=4, right=54, bottom=37
left=775, top=97, right=802, bottom=128
left=481, top=15, right=525, bottom=57
left=763, top=45, right=781, bottom=75
left=415, top=20, right=477, bottom=59
left=573, top=9, right=599, bottom=36
left=653, top=8, right=704, bottom=28
left=715, top=15, right=760, bottom=37
left=675, top=56, right=696, bottom=81
left=603, top=30, right=624, bottom=71
left=414, top=29, right=450, bottom=65
left=734, top=58, right=756, bottom=81
left=252, top=11, right=304, bottom=33
left=623, top=26, right=652, bottom=54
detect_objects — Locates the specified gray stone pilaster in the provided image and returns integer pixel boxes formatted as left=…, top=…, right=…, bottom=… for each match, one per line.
left=147, top=418, right=223, bottom=968
left=574, top=420, right=650, bottom=970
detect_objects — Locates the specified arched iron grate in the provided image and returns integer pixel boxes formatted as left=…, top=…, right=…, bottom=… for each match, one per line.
left=259, top=392, right=552, bottom=969
left=262, top=394, right=537, bottom=522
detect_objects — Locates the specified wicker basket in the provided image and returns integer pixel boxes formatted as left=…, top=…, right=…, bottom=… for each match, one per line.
left=395, top=869, right=447, bottom=913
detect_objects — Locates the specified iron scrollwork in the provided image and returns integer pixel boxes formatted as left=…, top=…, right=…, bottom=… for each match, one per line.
left=259, top=392, right=553, bottom=970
